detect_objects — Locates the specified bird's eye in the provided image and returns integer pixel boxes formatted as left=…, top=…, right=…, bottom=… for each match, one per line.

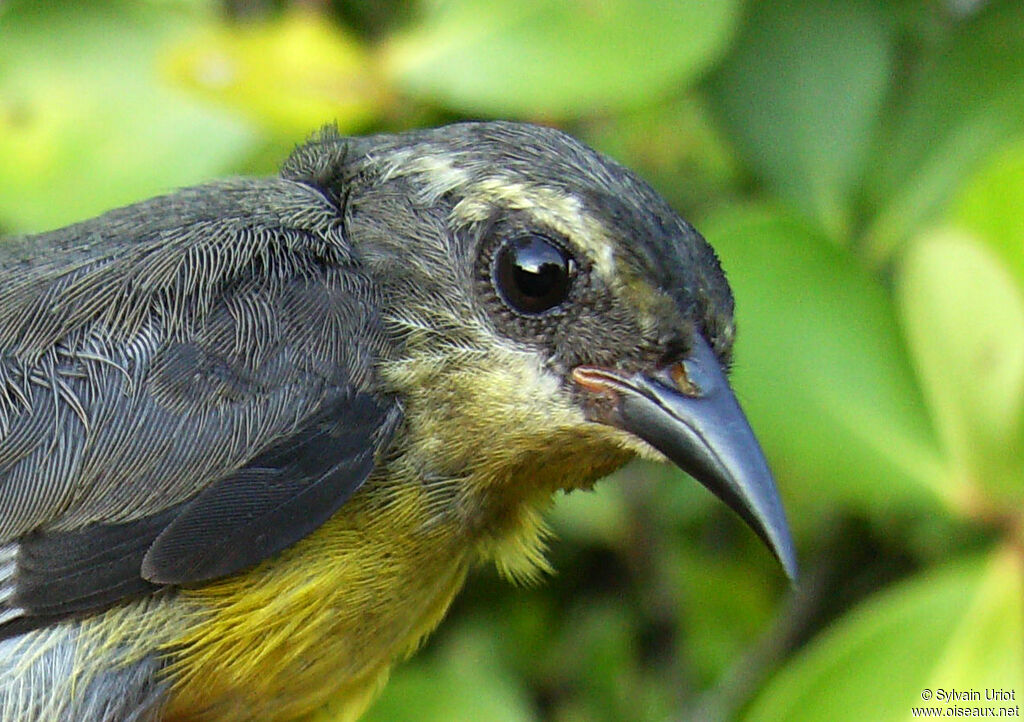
left=494, top=234, right=576, bottom=314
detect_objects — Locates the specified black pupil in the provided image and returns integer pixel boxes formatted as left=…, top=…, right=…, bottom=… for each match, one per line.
left=495, top=235, right=574, bottom=314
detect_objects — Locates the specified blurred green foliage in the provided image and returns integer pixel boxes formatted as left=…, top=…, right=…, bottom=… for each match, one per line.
left=1, top=0, right=1022, bottom=720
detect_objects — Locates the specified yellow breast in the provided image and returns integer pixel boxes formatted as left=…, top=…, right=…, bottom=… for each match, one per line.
left=161, top=348, right=638, bottom=721
left=163, top=478, right=472, bottom=722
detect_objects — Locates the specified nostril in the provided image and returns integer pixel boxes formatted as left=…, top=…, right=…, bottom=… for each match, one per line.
left=668, top=362, right=698, bottom=396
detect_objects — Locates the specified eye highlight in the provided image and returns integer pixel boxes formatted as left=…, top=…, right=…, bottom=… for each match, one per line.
left=494, top=234, right=576, bottom=314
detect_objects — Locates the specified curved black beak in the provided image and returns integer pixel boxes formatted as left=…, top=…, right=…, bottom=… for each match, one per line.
left=574, top=335, right=798, bottom=581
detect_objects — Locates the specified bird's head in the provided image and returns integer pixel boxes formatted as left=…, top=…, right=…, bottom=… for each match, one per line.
left=283, top=121, right=796, bottom=579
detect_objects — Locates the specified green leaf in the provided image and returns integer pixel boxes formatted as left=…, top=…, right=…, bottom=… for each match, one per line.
left=0, top=0, right=256, bottom=233
left=708, top=0, right=894, bottom=240
left=352, top=621, right=536, bottom=722
left=544, top=601, right=648, bottom=721
left=381, top=0, right=740, bottom=117
left=744, top=547, right=1023, bottom=722
left=703, top=205, right=949, bottom=519
left=548, top=483, right=630, bottom=547
left=549, top=460, right=721, bottom=546
left=162, top=11, right=382, bottom=136
left=669, top=542, right=777, bottom=686
left=952, top=137, right=1024, bottom=292
left=920, top=548, right=1024, bottom=698
left=863, top=0, right=1024, bottom=263
left=897, top=230, right=1024, bottom=505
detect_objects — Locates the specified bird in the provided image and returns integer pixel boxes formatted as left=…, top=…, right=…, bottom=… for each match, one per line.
left=0, top=121, right=795, bottom=721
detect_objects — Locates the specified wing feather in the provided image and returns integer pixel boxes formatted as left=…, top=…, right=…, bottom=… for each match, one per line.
left=0, top=174, right=398, bottom=635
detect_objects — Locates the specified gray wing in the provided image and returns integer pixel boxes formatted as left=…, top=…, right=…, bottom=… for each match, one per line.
left=0, top=177, right=399, bottom=635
